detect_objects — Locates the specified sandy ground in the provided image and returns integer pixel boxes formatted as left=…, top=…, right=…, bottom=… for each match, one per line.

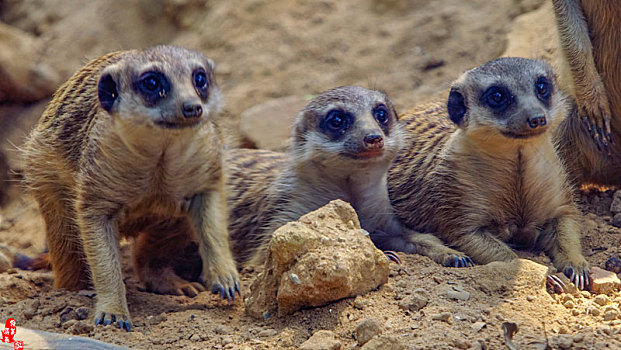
left=2, top=0, right=621, bottom=349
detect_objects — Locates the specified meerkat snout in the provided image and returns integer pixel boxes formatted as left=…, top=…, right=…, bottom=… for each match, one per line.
left=182, top=101, right=203, bottom=118
left=527, top=114, right=546, bottom=129
left=363, top=133, right=384, bottom=150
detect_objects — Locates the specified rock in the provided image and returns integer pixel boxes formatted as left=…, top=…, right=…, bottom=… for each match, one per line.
left=611, top=190, right=621, bottom=214
left=258, top=329, right=278, bottom=338
left=556, top=334, right=573, bottom=349
left=239, top=96, right=309, bottom=151
left=603, top=309, right=619, bottom=321
left=299, top=330, right=341, bottom=350
left=68, top=321, right=93, bottom=335
left=354, top=318, right=382, bottom=346
left=563, top=300, right=575, bottom=309
left=189, top=334, right=201, bottom=342
left=214, top=325, right=230, bottom=334
left=360, top=335, right=405, bottom=350
left=23, top=299, right=41, bottom=320
left=604, top=256, right=621, bottom=273
left=75, top=307, right=89, bottom=321
left=589, top=267, right=621, bottom=294
left=398, top=290, right=428, bottom=312
left=587, top=307, right=600, bottom=316
left=59, top=307, right=77, bottom=323
left=612, top=214, right=621, bottom=228
left=245, top=200, right=389, bottom=318
left=593, top=294, right=609, bottom=306
left=0, top=22, right=60, bottom=103
left=472, top=322, right=486, bottom=332
left=447, top=289, right=470, bottom=301
left=431, top=312, right=452, bottom=323
left=0, top=250, right=11, bottom=273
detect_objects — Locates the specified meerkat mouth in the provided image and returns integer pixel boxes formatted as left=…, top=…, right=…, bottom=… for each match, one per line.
left=342, top=150, right=385, bottom=160
left=501, top=129, right=546, bottom=139
left=154, top=119, right=203, bottom=129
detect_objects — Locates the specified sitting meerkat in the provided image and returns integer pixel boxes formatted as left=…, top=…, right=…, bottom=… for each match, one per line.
left=224, top=86, right=472, bottom=268
left=552, top=0, right=621, bottom=186
left=21, top=45, right=239, bottom=331
left=388, top=57, right=590, bottom=289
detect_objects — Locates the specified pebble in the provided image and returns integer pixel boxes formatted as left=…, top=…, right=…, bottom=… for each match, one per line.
left=23, top=300, right=40, bottom=320
left=572, top=309, right=581, bottom=316
left=557, top=334, right=573, bottom=349
left=299, top=330, right=341, bottom=350
left=572, top=334, right=584, bottom=343
left=190, top=334, right=201, bottom=342
left=215, top=325, right=231, bottom=334
left=589, top=267, right=621, bottom=294
left=398, top=294, right=428, bottom=312
left=603, top=309, right=619, bottom=321
left=587, top=307, right=600, bottom=316
left=526, top=295, right=535, bottom=302
left=68, top=320, right=93, bottom=335
left=563, top=300, right=575, bottom=309
left=594, top=294, right=609, bottom=306
left=59, top=307, right=76, bottom=323
left=447, top=290, right=470, bottom=301
left=258, top=329, right=278, bottom=338
left=604, top=256, right=621, bottom=274
left=559, top=326, right=569, bottom=334
left=431, top=312, right=452, bottom=324
left=75, top=307, right=89, bottom=321
left=355, top=318, right=382, bottom=345
left=222, top=336, right=233, bottom=345
left=472, top=322, right=486, bottom=332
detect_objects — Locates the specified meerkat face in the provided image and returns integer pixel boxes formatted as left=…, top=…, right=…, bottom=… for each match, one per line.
left=446, top=57, right=566, bottom=144
left=292, top=86, right=403, bottom=170
left=97, top=45, right=221, bottom=130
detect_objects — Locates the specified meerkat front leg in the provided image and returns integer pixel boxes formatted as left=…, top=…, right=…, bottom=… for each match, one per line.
left=450, top=228, right=518, bottom=265
left=552, top=0, right=612, bottom=150
left=540, top=215, right=590, bottom=290
left=188, top=183, right=240, bottom=302
left=75, top=199, right=131, bottom=331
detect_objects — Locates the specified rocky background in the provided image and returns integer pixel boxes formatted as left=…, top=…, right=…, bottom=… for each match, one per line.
left=1, top=0, right=621, bottom=349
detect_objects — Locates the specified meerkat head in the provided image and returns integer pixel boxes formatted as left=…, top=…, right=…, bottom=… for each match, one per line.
left=446, top=57, right=566, bottom=144
left=291, top=86, right=402, bottom=172
left=97, top=45, right=222, bottom=130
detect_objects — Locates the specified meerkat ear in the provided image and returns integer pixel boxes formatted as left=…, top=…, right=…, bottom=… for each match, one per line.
left=447, top=88, right=467, bottom=125
left=98, top=71, right=119, bottom=113
left=207, top=58, right=216, bottom=71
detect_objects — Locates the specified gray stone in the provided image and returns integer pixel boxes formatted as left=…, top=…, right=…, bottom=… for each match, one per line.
left=354, top=318, right=382, bottom=345
left=299, top=330, right=341, bottom=350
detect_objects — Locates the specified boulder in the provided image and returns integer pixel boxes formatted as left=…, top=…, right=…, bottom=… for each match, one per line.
left=245, top=200, right=389, bottom=318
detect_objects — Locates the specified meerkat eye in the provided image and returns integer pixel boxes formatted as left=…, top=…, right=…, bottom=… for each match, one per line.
left=194, top=70, right=208, bottom=89
left=137, top=71, right=170, bottom=103
left=322, top=110, right=350, bottom=135
left=141, top=73, right=162, bottom=93
left=535, top=77, right=551, bottom=101
left=484, top=86, right=510, bottom=111
left=373, top=104, right=390, bottom=125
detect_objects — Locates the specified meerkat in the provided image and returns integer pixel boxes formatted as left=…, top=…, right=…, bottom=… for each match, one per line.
left=223, top=86, right=472, bottom=268
left=552, top=1, right=621, bottom=186
left=21, top=45, right=240, bottom=331
left=387, top=57, right=590, bottom=290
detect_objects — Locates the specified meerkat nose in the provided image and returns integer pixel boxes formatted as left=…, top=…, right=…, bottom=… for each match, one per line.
left=527, top=115, right=546, bottom=129
left=182, top=102, right=203, bottom=118
left=363, top=134, right=384, bottom=150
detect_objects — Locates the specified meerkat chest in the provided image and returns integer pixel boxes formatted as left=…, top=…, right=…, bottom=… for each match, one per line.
left=465, top=146, right=568, bottom=241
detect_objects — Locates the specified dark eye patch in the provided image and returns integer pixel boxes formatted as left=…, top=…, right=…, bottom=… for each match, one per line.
left=134, top=71, right=170, bottom=106
left=320, top=109, right=352, bottom=139
left=193, top=68, right=209, bottom=99
left=535, top=76, right=551, bottom=105
left=481, top=85, right=512, bottom=112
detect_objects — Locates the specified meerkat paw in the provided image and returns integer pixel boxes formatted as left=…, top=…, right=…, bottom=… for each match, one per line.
left=383, top=250, right=402, bottom=264
left=562, top=260, right=590, bottom=291
left=578, top=88, right=613, bottom=153
left=202, top=264, right=241, bottom=304
left=94, top=307, right=132, bottom=332
left=143, top=268, right=206, bottom=297
left=442, top=252, right=475, bottom=268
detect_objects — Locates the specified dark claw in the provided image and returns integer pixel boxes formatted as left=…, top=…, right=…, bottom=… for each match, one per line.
left=585, top=270, right=590, bottom=288
left=235, top=281, right=241, bottom=297
left=584, top=117, right=592, bottom=132
left=103, top=318, right=111, bottom=326
left=95, top=317, right=103, bottom=326
left=384, top=251, right=402, bottom=264
left=466, top=257, right=475, bottom=267
left=229, top=287, right=235, bottom=302
left=547, top=275, right=566, bottom=294
left=118, top=320, right=131, bottom=332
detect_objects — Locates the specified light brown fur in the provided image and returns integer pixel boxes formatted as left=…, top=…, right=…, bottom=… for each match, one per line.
left=225, top=86, right=468, bottom=269
left=21, top=45, right=239, bottom=330
left=552, top=0, right=621, bottom=186
left=388, top=58, right=590, bottom=288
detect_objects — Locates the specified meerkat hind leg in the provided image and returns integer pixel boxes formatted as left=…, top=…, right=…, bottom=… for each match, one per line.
left=133, top=221, right=205, bottom=297
left=372, top=230, right=474, bottom=267
left=451, top=229, right=519, bottom=265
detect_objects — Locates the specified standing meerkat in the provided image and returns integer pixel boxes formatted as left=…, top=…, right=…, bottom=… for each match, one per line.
left=552, top=1, right=621, bottom=186
left=388, top=58, right=590, bottom=289
left=21, top=45, right=239, bottom=331
left=223, top=86, right=471, bottom=268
